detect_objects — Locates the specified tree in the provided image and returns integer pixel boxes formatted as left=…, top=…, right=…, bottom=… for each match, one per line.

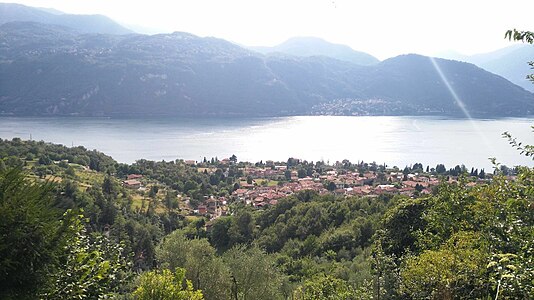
left=182, top=239, right=231, bottom=300
left=401, top=232, right=488, bottom=299
left=45, top=212, right=130, bottom=299
left=284, top=169, right=292, bottom=181
left=435, top=164, right=446, bottom=174
left=102, top=175, right=119, bottom=197
left=1, top=168, right=129, bottom=299
left=133, top=268, right=203, bottom=300
left=156, top=231, right=231, bottom=300
left=149, top=185, right=159, bottom=198
left=223, top=245, right=285, bottom=300
left=228, top=211, right=254, bottom=245
left=327, top=181, right=337, bottom=191
left=209, top=217, right=233, bottom=251
left=229, top=154, right=237, bottom=163
left=165, top=190, right=179, bottom=210
left=293, top=274, right=356, bottom=300
left=0, top=168, right=62, bottom=298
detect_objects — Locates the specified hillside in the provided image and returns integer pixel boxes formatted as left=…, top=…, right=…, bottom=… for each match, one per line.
left=0, top=22, right=533, bottom=117
left=251, top=36, right=380, bottom=66
left=1, top=138, right=533, bottom=299
left=0, top=3, right=133, bottom=35
left=438, top=44, right=534, bottom=92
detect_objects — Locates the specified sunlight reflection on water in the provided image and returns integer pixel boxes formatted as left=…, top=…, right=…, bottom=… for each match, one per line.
left=0, top=116, right=533, bottom=170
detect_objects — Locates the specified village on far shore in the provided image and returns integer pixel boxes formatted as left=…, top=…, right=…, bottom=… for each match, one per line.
left=122, top=155, right=509, bottom=222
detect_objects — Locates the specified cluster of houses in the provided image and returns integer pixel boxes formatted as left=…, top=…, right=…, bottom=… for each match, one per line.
left=122, top=159, right=488, bottom=219
left=231, top=169, right=444, bottom=208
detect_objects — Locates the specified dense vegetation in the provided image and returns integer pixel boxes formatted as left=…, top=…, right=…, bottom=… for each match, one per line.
left=0, top=137, right=532, bottom=299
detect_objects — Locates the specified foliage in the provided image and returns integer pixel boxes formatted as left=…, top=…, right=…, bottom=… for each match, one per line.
left=44, top=211, right=131, bottom=299
left=503, top=128, right=534, bottom=159
left=2, top=137, right=533, bottom=298
left=0, top=168, right=61, bottom=298
left=223, top=245, right=286, bottom=300
left=401, top=232, right=488, bottom=299
left=505, top=29, right=534, bottom=44
left=293, top=274, right=356, bottom=300
left=376, top=169, right=534, bottom=299
left=133, top=268, right=203, bottom=300
left=156, top=231, right=231, bottom=300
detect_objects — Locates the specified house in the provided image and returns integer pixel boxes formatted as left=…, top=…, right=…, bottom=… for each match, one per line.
left=198, top=205, right=207, bottom=214
left=127, top=174, right=143, bottom=180
left=123, top=179, right=141, bottom=189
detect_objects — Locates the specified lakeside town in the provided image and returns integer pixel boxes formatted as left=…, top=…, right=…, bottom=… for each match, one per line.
left=122, top=156, right=503, bottom=220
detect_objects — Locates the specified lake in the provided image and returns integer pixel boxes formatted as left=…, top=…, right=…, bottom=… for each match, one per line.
left=1, top=116, right=533, bottom=170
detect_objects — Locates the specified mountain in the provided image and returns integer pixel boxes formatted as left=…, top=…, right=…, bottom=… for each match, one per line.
left=470, top=45, right=534, bottom=93
left=438, top=44, right=534, bottom=92
left=0, top=22, right=533, bottom=117
left=251, top=37, right=380, bottom=66
left=0, top=3, right=133, bottom=35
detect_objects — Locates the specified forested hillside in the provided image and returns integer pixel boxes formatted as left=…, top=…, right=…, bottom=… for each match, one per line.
left=1, top=21, right=533, bottom=117
left=0, top=138, right=532, bottom=299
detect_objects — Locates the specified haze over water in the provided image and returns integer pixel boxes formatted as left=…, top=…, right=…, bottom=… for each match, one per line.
left=1, top=116, right=533, bottom=170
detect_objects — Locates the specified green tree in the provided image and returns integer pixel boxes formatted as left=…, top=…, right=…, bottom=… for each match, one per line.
left=401, top=232, right=488, bottom=299
left=228, top=211, right=254, bottom=245
left=326, top=181, right=337, bottom=191
left=435, top=164, right=446, bottom=174
left=133, top=268, right=203, bottom=300
left=0, top=168, right=61, bottom=298
left=230, top=154, right=237, bottom=163
left=156, top=231, right=231, bottom=300
left=149, top=185, right=159, bottom=198
left=45, top=211, right=131, bottom=299
left=164, top=190, right=179, bottom=210
left=209, top=216, right=233, bottom=251
left=293, top=274, right=356, bottom=300
left=284, top=169, right=292, bottom=180
left=223, top=245, right=285, bottom=300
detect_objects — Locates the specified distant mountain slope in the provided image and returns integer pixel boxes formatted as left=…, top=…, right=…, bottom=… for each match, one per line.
left=251, top=37, right=380, bottom=66
left=438, top=45, right=534, bottom=92
left=470, top=45, right=534, bottom=92
left=0, top=3, right=133, bottom=35
left=0, top=22, right=532, bottom=117
left=362, top=54, right=533, bottom=115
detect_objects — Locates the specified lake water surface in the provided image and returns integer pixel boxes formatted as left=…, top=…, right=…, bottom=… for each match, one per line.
left=1, top=116, right=533, bottom=170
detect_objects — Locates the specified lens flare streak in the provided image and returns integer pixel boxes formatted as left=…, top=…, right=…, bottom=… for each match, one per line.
left=428, top=56, right=494, bottom=153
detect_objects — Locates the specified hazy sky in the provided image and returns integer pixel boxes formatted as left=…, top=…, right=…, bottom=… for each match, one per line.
left=6, top=0, right=534, bottom=59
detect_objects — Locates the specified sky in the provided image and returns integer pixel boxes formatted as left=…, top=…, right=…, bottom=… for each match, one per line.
left=5, top=0, right=534, bottom=59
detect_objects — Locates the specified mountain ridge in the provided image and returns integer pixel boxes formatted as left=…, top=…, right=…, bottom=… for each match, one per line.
left=437, top=44, right=534, bottom=92
left=0, top=21, right=532, bottom=117
left=0, top=3, right=133, bottom=35
left=250, top=36, right=380, bottom=66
